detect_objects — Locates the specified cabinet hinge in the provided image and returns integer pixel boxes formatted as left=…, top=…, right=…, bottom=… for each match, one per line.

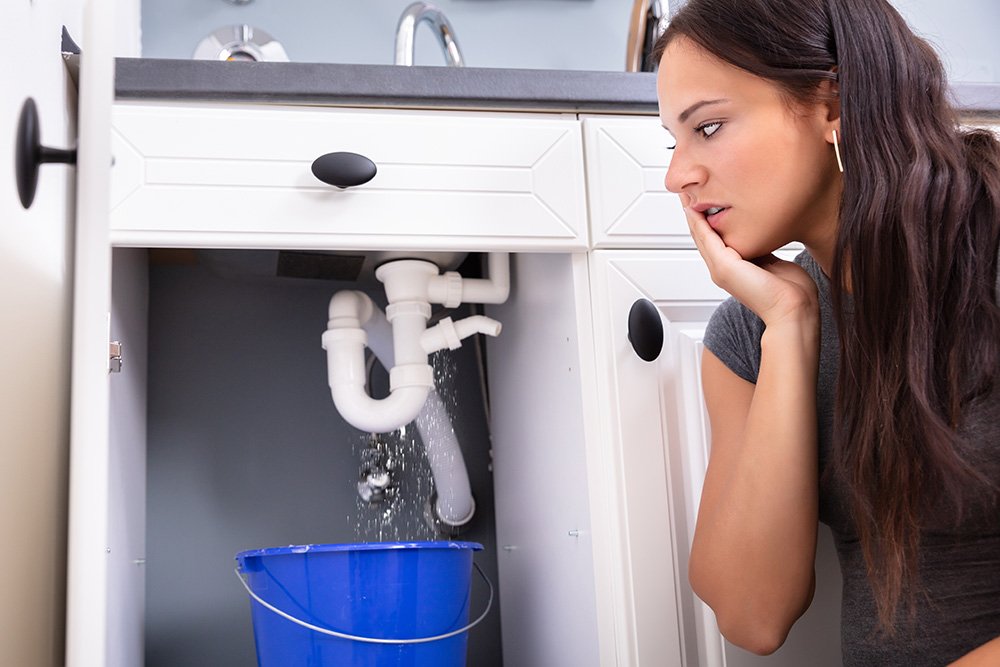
left=109, top=341, right=123, bottom=373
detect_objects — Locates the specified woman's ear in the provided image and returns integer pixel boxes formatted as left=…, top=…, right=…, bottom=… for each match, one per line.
left=815, top=77, right=841, bottom=142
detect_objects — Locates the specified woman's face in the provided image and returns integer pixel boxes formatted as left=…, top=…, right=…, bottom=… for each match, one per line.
left=657, top=37, right=842, bottom=260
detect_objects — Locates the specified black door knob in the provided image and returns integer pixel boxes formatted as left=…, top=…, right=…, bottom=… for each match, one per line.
left=311, top=151, right=377, bottom=189
left=627, top=298, right=664, bottom=362
left=15, top=97, right=77, bottom=210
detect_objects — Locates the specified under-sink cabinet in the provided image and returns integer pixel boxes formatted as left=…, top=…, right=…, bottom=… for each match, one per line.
left=71, top=103, right=848, bottom=667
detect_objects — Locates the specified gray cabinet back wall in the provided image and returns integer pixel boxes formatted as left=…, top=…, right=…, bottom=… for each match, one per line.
left=143, top=256, right=502, bottom=666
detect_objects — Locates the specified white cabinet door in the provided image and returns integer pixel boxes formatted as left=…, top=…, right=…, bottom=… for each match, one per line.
left=583, top=115, right=690, bottom=249
left=0, top=1, right=82, bottom=665
left=588, top=250, right=842, bottom=667
left=109, top=103, right=588, bottom=251
left=64, top=2, right=119, bottom=666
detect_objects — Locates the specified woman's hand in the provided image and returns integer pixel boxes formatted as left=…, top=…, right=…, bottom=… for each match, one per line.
left=684, top=204, right=819, bottom=328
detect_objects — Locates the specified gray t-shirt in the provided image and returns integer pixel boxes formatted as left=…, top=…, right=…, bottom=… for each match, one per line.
left=702, top=251, right=1000, bottom=666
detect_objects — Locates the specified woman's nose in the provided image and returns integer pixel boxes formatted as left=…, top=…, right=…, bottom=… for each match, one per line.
left=664, top=148, right=704, bottom=194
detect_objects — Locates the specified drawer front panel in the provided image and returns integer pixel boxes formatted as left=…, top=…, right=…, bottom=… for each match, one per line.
left=583, top=115, right=689, bottom=249
left=110, top=104, right=587, bottom=250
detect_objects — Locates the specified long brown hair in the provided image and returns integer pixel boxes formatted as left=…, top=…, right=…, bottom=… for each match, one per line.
left=655, top=0, right=1000, bottom=630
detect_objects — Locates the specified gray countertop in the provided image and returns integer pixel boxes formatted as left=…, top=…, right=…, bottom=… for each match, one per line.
left=115, top=57, right=1000, bottom=118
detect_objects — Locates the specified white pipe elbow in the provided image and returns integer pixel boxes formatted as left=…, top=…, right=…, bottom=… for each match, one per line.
left=329, top=382, right=431, bottom=434
left=454, top=315, right=502, bottom=339
left=421, top=315, right=502, bottom=354
left=462, top=252, right=510, bottom=304
left=428, top=252, right=510, bottom=307
left=328, top=290, right=375, bottom=327
left=324, top=291, right=433, bottom=433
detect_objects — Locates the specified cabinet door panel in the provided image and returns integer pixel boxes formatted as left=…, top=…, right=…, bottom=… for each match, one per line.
left=583, top=116, right=689, bottom=249
left=589, top=250, right=841, bottom=667
left=1, top=1, right=80, bottom=664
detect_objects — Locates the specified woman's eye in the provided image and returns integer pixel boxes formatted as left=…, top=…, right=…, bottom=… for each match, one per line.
left=697, top=121, right=723, bottom=139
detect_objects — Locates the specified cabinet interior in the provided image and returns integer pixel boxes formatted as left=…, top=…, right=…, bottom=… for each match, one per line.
left=108, top=247, right=599, bottom=666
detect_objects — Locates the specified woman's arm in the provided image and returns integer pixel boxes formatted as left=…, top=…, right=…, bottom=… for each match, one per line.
left=949, top=636, right=1000, bottom=666
left=686, top=205, right=822, bottom=655
left=692, top=330, right=819, bottom=655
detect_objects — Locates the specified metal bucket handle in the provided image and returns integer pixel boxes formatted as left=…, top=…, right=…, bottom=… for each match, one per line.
left=235, top=561, right=493, bottom=645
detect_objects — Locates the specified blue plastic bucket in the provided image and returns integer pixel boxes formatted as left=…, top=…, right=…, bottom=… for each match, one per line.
left=235, top=541, right=486, bottom=667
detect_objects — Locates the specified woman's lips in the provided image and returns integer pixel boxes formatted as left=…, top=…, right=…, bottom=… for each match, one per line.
left=705, top=207, right=729, bottom=230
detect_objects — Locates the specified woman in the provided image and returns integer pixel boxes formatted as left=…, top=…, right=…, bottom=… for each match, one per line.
left=652, top=0, right=1000, bottom=664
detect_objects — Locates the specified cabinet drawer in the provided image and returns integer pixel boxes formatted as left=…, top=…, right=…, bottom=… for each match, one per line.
left=110, top=103, right=587, bottom=250
left=583, top=115, right=689, bottom=248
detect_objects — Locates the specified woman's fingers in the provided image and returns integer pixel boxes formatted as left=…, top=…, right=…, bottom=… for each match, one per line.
left=683, top=205, right=739, bottom=275
left=682, top=205, right=818, bottom=323
left=683, top=205, right=752, bottom=288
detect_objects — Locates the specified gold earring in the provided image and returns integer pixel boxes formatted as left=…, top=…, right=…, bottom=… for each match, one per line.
left=832, top=129, right=844, bottom=173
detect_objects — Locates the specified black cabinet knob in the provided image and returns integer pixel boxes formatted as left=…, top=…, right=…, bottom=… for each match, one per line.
left=310, top=151, right=377, bottom=189
left=15, top=97, right=77, bottom=210
left=627, top=298, right=664, bottom=362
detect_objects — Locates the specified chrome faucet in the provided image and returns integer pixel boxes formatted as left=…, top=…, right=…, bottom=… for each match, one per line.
left=394, top=2, right=465, bottom=67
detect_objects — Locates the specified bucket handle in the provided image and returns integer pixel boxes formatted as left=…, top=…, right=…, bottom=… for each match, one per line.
left=235, top=561, right=494, bottom=645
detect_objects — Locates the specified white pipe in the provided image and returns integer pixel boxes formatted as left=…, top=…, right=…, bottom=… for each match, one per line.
left=454, top=314, right=502, bottom=339
left=417, top=392, right=476, bottom=525
left=324, top=256, right=509, bottom=525
left=323, top=290, right=432, bottom=433
left=428, top=252, right=510, bottom=307
left=463, top=252, right=511, bottom=303
left=363, top=306, right=475, bottom=527
left=421, top=315, right=502, bottom=354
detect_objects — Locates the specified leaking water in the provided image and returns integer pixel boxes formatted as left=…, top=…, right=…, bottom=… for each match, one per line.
left=349, top=349, right=466, bottom=542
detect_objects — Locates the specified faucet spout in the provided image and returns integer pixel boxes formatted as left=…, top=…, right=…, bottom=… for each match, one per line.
left=394, top=2, right=465, bottom=67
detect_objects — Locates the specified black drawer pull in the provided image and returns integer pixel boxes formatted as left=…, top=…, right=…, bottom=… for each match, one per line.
left=15, top=98, right=77, bottom=209
left=311, top=152, right=377, bottom=189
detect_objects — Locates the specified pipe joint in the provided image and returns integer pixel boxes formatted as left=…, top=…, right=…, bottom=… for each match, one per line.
left=327, top=290, right=374, bottom=326
left=422, top=316, right=463, bottom=352
left=421, top=315, right=502, bottom=354
left=429, top=271, right=464, bottom=308
left=375, top=259, right=439, bottom=303
left=321, top=327, right=366, bottom=350
left=385, top=300, right=432, bottom=323
left=389, top=363, right=434, bottom=391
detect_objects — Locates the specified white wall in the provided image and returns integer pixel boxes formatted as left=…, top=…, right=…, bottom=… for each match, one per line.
left=133, top=0, right=1000, bottom=81
left=138, top=0, right=633, bottom=71
left=892, top=0, right=1000, bottom=82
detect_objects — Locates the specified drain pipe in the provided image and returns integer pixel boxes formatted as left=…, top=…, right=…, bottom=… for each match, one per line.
left=322, top=290, right=433, bottom=434
left=322, top=253, right=510, bottom=525
left=363, top=306, right=476, bottom=527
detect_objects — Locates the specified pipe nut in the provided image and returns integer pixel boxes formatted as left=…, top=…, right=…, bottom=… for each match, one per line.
left=389, top=363, right=434, bottom=391
left=321, top=327, right=367, bottom=349
left=436, top=317, right=462, bottom=350
left=385, top=300, right=432, bottom=322
left=434, top=271, right=463, bottom=308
